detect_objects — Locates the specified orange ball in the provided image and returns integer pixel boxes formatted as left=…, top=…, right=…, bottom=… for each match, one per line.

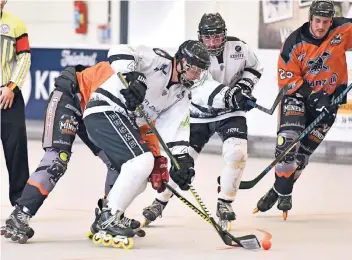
left=261, top=239, right=272, bottom=250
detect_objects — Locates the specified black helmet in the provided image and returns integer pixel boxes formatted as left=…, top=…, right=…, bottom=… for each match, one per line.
left=198, top=13, right=227, bottom=56
left=309, top=0, right=335, bottom=19
left=175, top=40, right=211, bottom=89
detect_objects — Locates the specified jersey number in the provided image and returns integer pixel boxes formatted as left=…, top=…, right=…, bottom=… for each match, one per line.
left=278, top=69, right=293, bottom=80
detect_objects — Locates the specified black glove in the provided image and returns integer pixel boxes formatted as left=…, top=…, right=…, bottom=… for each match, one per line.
left=306, top=91, right=334, bottom=122
left=170, top=153, right=195, bottom=191
left=120, top=72, right=147, bottom=111
left=226, top=83, right=257, bottom=112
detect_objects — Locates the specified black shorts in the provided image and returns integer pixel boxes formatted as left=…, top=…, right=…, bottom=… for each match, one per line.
left=190, top=116, right=247, bottom=154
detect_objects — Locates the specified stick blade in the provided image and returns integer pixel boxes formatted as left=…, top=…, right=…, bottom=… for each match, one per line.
left=236, top=235, right=261, bottom=250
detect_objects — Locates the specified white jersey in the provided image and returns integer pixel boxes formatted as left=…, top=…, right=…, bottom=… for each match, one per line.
left=83, top=45, right=190, bottom=155
left=190, top=37, right=263, bottom=123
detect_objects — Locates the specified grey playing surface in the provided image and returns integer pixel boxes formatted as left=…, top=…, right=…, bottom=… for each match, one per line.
left=1, top=141, right=351, bottom=260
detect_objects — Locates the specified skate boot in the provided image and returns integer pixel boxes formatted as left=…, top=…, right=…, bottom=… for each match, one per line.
left=216, top=200, right=236, bottom=231
left=91, top=208, right=136, bottom=249
left=0, top=206, right=35, bottom=244
left=277, top=194, right=292, bottom=221
left=120, top=213, right=146, bottom=237
left=141, top=199, right=167, bottom=227
left=253, top=188, right=279, bottom=214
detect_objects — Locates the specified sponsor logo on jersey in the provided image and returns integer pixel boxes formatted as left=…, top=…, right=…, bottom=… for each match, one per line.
left=230, top=53, right=244, bottom=60
left=330, top=34, right=342, bottom=46
left=59, top=115, right=78, bottom=136
left=0, top=24, right=10, bottom=34
left=306, top=51, right=331, bottom=75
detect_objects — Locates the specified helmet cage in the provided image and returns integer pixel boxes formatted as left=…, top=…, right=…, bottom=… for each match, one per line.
left=198, top=29, right=227, bottom=56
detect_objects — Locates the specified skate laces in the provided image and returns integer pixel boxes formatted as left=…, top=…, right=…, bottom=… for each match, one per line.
left=218, top=201, right=233, bottom=213
left=120, top=216, right=133, bottom=227
left=148, top=201, right=164, bottom=218
left=15, top=210, right=30, bottom=226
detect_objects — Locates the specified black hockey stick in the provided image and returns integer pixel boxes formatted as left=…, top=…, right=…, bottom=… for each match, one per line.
left=239, top=83, right=352, bottom=190
left=246, top=85, right=288, bottom=115
left=117, top=73, right=260, bottom=249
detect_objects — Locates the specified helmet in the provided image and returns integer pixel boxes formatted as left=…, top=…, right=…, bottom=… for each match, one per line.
left=198, top=13, right=227, bottom=56
left=175, top=40, right=211, bottom=89
left=309, top=0, right=335, bottom=19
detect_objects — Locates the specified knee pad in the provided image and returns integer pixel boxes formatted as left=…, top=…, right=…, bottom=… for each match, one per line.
left=275, top=131, right=299, bottom=164
left=275, top=131, right=300, bottom=178
left=218, top=138, right=247, bottom=202
left=222, top=137, right=248, bottom=168
left=29, top=149, right=70, bottom=194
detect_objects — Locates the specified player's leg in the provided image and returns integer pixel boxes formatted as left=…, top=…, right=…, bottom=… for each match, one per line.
left=293, top=109, right=337, bottom=185
left=255, top=95, right=307, bottom=219
left=142, top=122, right=213, bottom=226
left=1, top=91, right=79, bottom=243
left=84, top=110, right=152, bottom=245
left=215, top=116, right=248, bottom=230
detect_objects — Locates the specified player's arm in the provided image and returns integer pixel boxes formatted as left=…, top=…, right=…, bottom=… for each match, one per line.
left=277, top=42, right=307, bottom=96
left=10, top=19, right=31, bottom=95
left=107, top=45, right=147, bottom=111
left=239, top=43, right=263, bottom=91
left=192, top=74, right=230, bottom=109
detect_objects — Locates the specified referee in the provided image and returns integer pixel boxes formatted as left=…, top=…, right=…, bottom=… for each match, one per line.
left=1, top=0, right=31, bottom=205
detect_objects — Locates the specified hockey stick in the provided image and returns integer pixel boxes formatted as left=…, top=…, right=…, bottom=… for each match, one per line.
left=246, top=85, right=288, bottom=115
left=117, top=73, right=260, bottom=249
left=239, top=83, right=352, bottom=190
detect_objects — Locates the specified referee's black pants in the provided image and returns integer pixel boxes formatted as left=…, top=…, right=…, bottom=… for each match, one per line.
left=1, top=91, right=30, bottom=206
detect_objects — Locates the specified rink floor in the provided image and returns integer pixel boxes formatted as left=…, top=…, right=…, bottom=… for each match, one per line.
left=1, top=140, right=352, bottom=260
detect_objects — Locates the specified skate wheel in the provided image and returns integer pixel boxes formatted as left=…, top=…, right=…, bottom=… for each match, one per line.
left=11, top=235, right=19, bottom=242
left=0, top=227, right=7, bottom=236
left=112, top=241, right=122, bottom=248
left=283, top=211, right=288, bottom=221
left=18, top=236, right=28, bottom=244
left=252, top=207, right=259, bottom=214
left=92, top=233, right=103, bottom=245
left=102, top=234, right=113, bottom=246
left=122, top=238, right=134, bottom=250
left=141, top=219, right=151, bottom=228
left=136, top=229, right=146, bottom=237
left=86, top=231, right=94, bottom=240
left=4, top=232, right=12, bottom=239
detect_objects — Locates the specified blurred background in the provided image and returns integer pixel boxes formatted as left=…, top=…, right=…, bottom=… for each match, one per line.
left=3, top=0, right=352, bottom=164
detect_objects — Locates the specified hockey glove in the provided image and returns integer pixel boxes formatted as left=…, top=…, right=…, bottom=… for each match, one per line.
left=306, top=91, right=334, bottom=122
left=170, top=153, right=195, bottom=191
left=149, top=156, right=169, bottom=193
left=225, top=84, right=257, bottom=112
left=120, top=72, right=147, bottom=111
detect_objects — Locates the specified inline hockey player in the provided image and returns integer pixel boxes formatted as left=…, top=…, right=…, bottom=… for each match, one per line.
left=254, top=0, right=352, bottom=220
left=142, top=13, right=263, bottom=231
left=0, top=62, right=140, bottom=243
left=82, top=40, right=212, bottom=248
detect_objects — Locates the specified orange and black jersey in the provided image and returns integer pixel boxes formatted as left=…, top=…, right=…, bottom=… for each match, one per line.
left=278, top=17, right=352, bottom=96
left=75, top=61, right=114, bottom=112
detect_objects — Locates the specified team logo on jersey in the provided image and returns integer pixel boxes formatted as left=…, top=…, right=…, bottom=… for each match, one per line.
left=154, top=63, right=168, bottom=75
left=330, top=34, right=342, bottom=46
left=0, top=24, right=10, bottom=34
left=306, top=51, right=331, bottom=75
left=235, top=45, right=242, bottom=52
